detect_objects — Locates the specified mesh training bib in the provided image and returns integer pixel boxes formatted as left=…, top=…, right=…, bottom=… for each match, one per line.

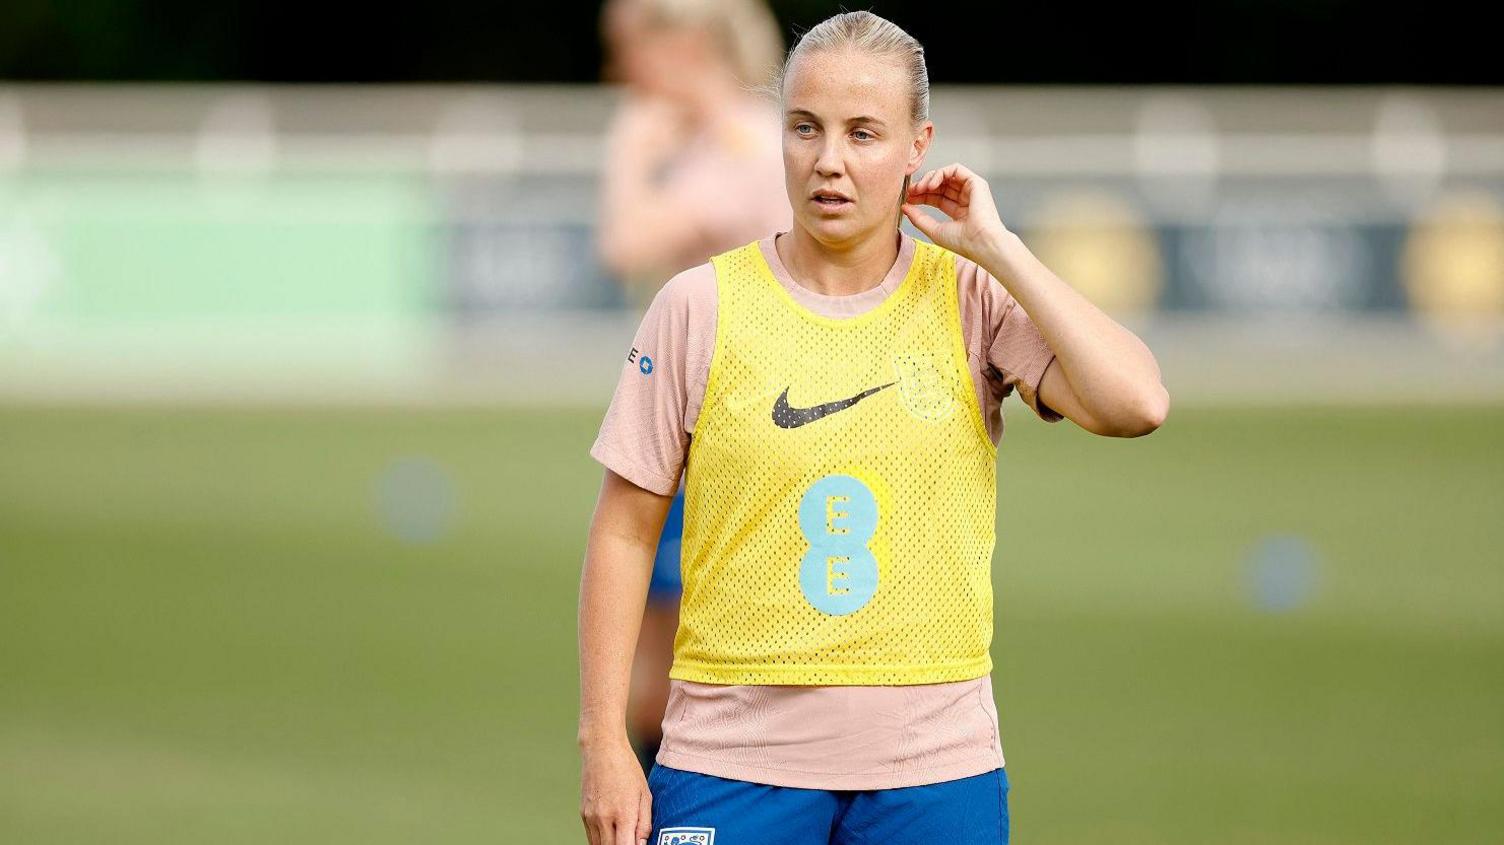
left=671, top=237, right=999, bottom=685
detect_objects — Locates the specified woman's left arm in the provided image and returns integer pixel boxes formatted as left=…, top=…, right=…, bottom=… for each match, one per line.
left=904, top=163, right=1170, bottom=437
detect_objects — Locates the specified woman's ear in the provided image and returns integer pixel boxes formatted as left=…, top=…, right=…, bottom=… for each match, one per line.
left=907, top=121, right=935, bottom=176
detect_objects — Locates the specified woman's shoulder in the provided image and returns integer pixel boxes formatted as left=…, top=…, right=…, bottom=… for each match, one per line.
left=920, top=238, right=982, bottom=281
left=654, top=233, right=782, bottom=312
left=907, top=237, right=1016, bottom=339
left=907, top=237, right=996, bottom=296
left=649, top=259, right=728, bottom=320
left=935, top=243, right=1013, bottom=310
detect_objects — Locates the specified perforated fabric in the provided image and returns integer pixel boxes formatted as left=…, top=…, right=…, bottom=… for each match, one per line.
left=672, top=238, right=997, bottom=685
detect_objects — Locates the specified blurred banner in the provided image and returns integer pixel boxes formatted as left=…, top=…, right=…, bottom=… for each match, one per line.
left=1, top=84, right=1501, bottom=404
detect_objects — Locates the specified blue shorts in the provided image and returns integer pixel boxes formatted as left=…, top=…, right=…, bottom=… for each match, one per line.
left=648, top=763, right=1010, bottom=845
left=647, top=487, right=685, bottom=601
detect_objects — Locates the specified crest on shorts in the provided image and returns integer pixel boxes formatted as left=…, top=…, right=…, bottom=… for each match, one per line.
left=657, top=827, right=715, bottom=845
left=891, top=350, right=956, bottom=422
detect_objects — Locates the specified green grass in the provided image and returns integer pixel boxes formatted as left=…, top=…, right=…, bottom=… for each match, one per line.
left=1, top=402, right=1501, bottom=843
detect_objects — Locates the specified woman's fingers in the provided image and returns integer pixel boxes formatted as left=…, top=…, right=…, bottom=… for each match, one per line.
left=907, top=175, right=959, bottom=198
left=914, top=164, right=954, bottom=194
left=580, top=743, right=652, bottom=845
left=637, top=786, right=653, bottom=844
left=909, top=167, right=971, bottom=204
left=918, top=168, right=951, bottom=193
left=614, top=814, right=637, bottom=845
left=937, top=162, right=981, bottom=187
left=907, top=189, right=965, bottom=220
left=906, top=180, right=964, bottom=205
left=906, top=163, right=995, bottom=228
left=604, top=786, right=648, bottom=845
left=911, top=185, right=966, bottom=207
left=582, top=785, right=640, bottom=845
left=902, top=204, right=940, bottom=239
left=588, top=808, right=617, bottom=845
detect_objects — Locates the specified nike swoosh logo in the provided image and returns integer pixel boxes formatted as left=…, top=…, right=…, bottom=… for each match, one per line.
left=772, top=381, right=897, bottom=429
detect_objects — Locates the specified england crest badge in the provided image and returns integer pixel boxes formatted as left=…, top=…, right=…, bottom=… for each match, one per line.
left=657, top=827, right=715, bottom=845
left=892, top=349, right=957, bottom=421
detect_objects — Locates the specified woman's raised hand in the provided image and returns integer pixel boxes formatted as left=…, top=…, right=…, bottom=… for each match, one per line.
left=901, top=163, right=1011, bottom=262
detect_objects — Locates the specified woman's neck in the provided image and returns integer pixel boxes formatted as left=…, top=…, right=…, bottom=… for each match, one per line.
left=778, top=225, right=902, bottom=297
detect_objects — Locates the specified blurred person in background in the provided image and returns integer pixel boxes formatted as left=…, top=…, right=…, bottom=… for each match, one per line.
left=580, top=11, right=1168, bottom=845
left=598, top=0, right=790, bottom=306
left=595, top=0, right=792, bottom=778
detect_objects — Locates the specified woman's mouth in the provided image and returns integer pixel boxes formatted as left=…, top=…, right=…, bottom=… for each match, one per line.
left=811, top=192, right=853, bottom=211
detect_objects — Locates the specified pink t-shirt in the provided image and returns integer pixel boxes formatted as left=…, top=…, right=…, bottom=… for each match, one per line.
left=599, top=94, right=792, bottom=299
left=591, top=229, right=1062, bottom=789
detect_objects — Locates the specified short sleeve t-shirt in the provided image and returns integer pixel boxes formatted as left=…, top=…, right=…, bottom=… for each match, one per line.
left=590, top=229, right=1062, bottom=789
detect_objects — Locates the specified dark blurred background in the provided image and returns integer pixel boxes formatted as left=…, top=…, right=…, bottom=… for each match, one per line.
left=3, top=0, right=1500, bottom=84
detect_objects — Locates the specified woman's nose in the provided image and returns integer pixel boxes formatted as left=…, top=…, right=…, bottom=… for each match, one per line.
left=814, top=139, right=843, bottom=176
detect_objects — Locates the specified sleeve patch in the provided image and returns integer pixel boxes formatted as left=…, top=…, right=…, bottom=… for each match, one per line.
left=626, top=347, right=654, bottom=375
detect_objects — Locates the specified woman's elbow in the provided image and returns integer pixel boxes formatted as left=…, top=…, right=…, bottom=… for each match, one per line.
left=1100, top=381, right=1167, bottom=433
left=1120, top=385, right=1170, bottom=437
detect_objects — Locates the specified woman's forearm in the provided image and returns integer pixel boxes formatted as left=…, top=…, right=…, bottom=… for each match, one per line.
left=577, top=477, right=665, bottom=748
left=977, top=229, right=1169, bottom=430
left=904, top=163, right=1167, bottom=432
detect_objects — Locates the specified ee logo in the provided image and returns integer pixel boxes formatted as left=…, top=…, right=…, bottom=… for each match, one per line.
left=797, top=474, right=879, bottom=615
left=626, top=347, right=654, bottom=375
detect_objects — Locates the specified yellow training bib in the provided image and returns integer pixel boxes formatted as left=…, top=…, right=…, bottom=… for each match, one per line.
left=671, top=237, right=998, bottom=685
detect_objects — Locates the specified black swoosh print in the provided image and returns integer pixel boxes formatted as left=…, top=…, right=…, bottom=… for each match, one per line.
left=771, top=381, right=898, bottom=429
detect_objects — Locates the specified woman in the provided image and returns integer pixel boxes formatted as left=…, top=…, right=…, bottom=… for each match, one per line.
left=598, top=0, right=790, bottom=307
left=580, top=11, right=1169, bottom=845
left=597, top=0, right=792, bottom=775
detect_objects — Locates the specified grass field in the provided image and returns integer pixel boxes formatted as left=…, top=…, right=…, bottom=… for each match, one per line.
left=2, top=402, right=1501, bottom=843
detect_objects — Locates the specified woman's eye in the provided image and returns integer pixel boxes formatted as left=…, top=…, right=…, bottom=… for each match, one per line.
left=794, top=124, right=815, bottom=135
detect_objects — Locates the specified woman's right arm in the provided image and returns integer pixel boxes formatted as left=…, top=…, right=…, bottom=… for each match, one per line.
left=578, top=467, right=675, bottom=845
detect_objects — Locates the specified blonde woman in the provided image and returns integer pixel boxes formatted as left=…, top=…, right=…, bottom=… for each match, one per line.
left=599, top=0, right=791, bottom=306
left=580, top=11, right=1168, bottom=845
left=597, top=0, right=792, bottom=777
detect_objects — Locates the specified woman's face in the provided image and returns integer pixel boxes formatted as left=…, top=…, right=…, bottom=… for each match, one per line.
left=602, top=0, right=710, bottom=102
left=781, top=48, right=932, bottom=248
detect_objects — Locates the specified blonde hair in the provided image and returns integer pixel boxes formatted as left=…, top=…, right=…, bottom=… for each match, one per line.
left=773, top=11, right=930, bottom=128
left=613, top=0, right=785, bottom=89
